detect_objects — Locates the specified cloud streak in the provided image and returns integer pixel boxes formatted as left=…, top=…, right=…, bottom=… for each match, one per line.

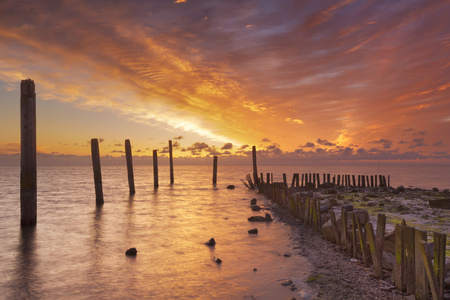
left=0, top=0, right=449, bottom=160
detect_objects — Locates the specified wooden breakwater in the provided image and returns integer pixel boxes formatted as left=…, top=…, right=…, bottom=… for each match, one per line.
left=254, top=180, right=447, bottom=300
left=251, top=172, right=390, bottom=189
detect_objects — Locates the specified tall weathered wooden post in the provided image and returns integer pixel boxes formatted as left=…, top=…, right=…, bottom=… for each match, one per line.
left=125, top=139, right=135, bottom=194
left=20, top=79, right=37, bottom=226
left=153, top=150, right=159, bottom=188
left=91, top=138, right=104, bottom=205
left=212, top=156, right=218, bottom=185
left=252, top=146, right=258, bottom=188
left=169, top=140, right=174, bottom=184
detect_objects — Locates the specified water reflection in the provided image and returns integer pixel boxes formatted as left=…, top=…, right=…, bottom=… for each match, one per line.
left=12, top=227, right=40, bottom=299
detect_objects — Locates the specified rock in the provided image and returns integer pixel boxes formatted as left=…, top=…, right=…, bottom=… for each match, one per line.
left=348, top=210, right=369, bottom=227
left=248, top=216, right=266, bottom=222
left=213, top=256, right=222, bottom=264
left=305, top=182, right=316, bottom=190
left=125, top=247, right=137, bottom=256
left=265, top=213, right=273, bottom=221
left=226, top=185, right=235, bottom=189
left=248, top=228, right=258, bottom=234
left=433, top=188, right=439, bottom=192
left=253, top=268, right=258, bottom=272
left=284, top=253, right=292, bottom=257
left=429, top=199, right=450, bottom=209
left=251, top=205, right=261, bottom=211
left=250, top=198, right=257, bottom=205
left=205, top=238, right=216, bottom=246
left=281, top=279, right=293, bottom=286
left=397, top=185, right=405, bottom=192
left=321, top=224, right=335, bottom=243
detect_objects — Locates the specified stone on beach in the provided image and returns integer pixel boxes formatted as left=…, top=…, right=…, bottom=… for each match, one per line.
left=205, top=238, right=216, bottom=246
left=125, top=247, right=137, bottom=256
left=213, top=256, right=222, bottom=264
left=227, top=185, right=235, bottom=189
left=248, top=228, right=258, bottom=234
left=250, top=198, right=257, bottom=205
left=250, top=205, right=261, bottom=211
left=248, top=216, right=266, bottom=222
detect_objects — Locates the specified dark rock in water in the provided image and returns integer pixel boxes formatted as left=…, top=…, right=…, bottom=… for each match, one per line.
left=125, top=248, right=137, bottom=256
left=391, top=189, right=400, bottom=195
left=265, top=213, right=273, bottom=221
left=281, top=279, right=293, bottom=286
left=248, top=228, right=258, bottom=234
left=227, top=185, right=235, bottom=189
left=253, top=268, right=258, bottom=272
left=250, top=198, right=257, bottom=205
left=213, top=256, right=222, bottom=264
left=248, top=216, right=267, bottom=222
left=205, top=238, right=216, bottom=246
left=433, top=188, right=439, bottom=192
left=397, top=185, right=405, bottom=192
left=429, top=199, right=450, bottom=209
left=251, top=205, right=261, bottom=211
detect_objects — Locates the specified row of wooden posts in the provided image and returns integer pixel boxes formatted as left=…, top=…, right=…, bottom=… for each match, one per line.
left=19, top=79, right=221, bottom=226
left=255, top=180, right=447, bottom=299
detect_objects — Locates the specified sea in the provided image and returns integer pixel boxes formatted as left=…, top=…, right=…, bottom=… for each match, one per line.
left=0, top=163, right=449, bottom=299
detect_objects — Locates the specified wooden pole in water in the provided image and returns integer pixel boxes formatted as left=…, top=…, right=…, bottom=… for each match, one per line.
left=125, top=139, right=135, bottom=195
left=20, top=79, right=37, bottom=226
left=283, top=173, right=287, bottom=187
left=169, top=140, right=174, bottom=184
left=213, top=156, right=218, bottom=185
left=153, top=150, right=159, bottom=188
left=252, top=146, right=258, bottom=188
left=91, top=138, right=104, bottom=205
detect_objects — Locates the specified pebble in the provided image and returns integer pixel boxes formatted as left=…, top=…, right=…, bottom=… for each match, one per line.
left=281, top=279, right=293, bottom=286
left=125, top=247, right=137, bottom=256
left=205, top=238, right=216, bottom=246
left=248, top=228, right=258, bottom=234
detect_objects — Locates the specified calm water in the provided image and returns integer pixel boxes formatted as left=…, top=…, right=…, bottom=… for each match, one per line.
left=1, top=163, right=449, bottom=299
left=1, top=165, right=314, bottom=300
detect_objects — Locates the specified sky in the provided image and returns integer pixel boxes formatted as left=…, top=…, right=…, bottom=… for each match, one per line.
left=1, top=0, right=450, bottom=165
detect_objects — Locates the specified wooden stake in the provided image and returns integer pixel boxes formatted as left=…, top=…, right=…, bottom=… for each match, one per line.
left=91, top=138, right=104, bottom=205
left=418, top=241, right=439, bottom=300
left=153, top=150, right=159, bottom=188
left=330, top=210, right=340, bottom=244
left=169, top=140, right=174, bottom=184
left=252, top=146, right=258, bottom=188
left=415, top=229, right=429, bottom=300
left=20, top=79, right=37, bottom=226
left=125, top=139, right=135, bottom=195
left=433, top=232, right=446, bottom=299
left=356, top=216, right=368, bottom=266
left=213, top=156, right=218, bottom=185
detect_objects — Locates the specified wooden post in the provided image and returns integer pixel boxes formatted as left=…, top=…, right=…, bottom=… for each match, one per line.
left=365, top=214, right=386, bottom=278
left=252, top=146, right=258, bottom=188
left=295, top=173, right=299, bottom=187
left=266, top=173, right=270, bottom=185
left=341, top=208, right=348, bottom=249
left=316, top=173, right=320, bottom=187
left=153, top=150, right=159, bottom=188
left=394, top=224, right=407, bottom=292
left=375, top=175, right=378, bottom=187
left=91, top=138, right=104, bottom=205
left=418, top=240, right=440, bottom=300
left=125, top=139, right=135, bottom=195
left=330, top=210, right=340, bottom=244
left=20, top=79, right=37, bottom=226
left=169, top=140, right=174, bottom=184
left=356, top=217, right=368, bottom=266
left=351, top=212, right=358, bottom=258
left=337, top=174, right=341, bottom=186
left=434, top=232, right=446, bottom=299
left=352, top=175, right=356, bottom=186
left=283, top=173, right=287, bottom=187
left=404, top=226, right=416, bottom=294
left=213, top=156, right=218, bottom=185
left=415, top=229, right=429, bottom=300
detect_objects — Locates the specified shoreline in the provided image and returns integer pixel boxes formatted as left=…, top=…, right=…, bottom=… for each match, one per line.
left=261, top=185, right=450, bottom=300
